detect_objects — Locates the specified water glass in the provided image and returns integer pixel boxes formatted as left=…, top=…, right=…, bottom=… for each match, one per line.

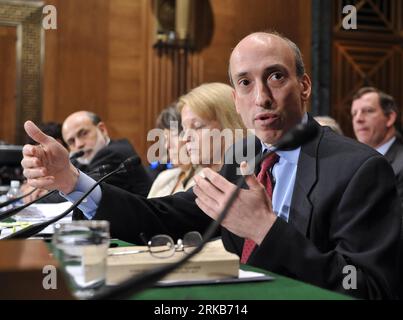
left=52, top=220, right=110, bottom=299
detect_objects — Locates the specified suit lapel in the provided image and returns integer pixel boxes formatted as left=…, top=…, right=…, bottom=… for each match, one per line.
left=384, top=135, right=402, bottom=164
left=288, top=118, right=322, bottom=236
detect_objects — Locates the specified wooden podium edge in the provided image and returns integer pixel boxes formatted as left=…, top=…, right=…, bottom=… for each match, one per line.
left=0, top=240, right=74, bottom=300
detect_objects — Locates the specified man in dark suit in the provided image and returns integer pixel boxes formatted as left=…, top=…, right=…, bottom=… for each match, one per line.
left=351, top=87, right=403, bottom=299
left=62, top=111, right=152, bottom=197
left=385, top=134, right=403, bottom=200
left=351, top=87, right=403, bottom=205
left=21, top=32, right=400, bottom=299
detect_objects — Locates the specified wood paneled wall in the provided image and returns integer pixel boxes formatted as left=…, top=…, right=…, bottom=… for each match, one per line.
left=331, top=0, right=403, bottom=137
left=0, top=26, right=17, bottom=144
left=42, top=0, right=312, bottom=162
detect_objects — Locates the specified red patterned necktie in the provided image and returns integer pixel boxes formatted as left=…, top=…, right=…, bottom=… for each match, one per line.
left=240, top=152, right=279, bottom=264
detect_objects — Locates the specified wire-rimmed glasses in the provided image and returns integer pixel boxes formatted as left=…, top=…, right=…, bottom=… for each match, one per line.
left=108, top=231, right=203, bottom=258
left=148, top=231, right=202, bottom=258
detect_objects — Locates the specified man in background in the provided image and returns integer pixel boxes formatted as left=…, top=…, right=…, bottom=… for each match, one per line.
left=351, top=87, right=403, bottom=204
left=62, top=111, right=152, bottom=197
left=23, top=111, right=152, bottom=203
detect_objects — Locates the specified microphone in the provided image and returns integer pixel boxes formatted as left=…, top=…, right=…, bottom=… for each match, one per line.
left=0, top=190, right=58, bottom=221
left=88, top=164, right=114, bottom=178
left=273, top=122, right=319, bottom=151
left=90, top=122, right=320, bottom=299
left=2, top=156, right=140, bottom=240
left=69, top=150, right=85, bottom=161
left=0, top=187, right=38, bottom=210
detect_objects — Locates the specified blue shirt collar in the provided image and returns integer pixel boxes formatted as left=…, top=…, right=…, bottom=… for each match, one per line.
left=260, top=113, right=307, bottom=164
left=376, top=136, right=396, bottom=156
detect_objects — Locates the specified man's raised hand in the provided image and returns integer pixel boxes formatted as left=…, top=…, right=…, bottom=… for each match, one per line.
left=193, top=162, right=277, bottom=245
left=21, top=121, right=79, bottom=194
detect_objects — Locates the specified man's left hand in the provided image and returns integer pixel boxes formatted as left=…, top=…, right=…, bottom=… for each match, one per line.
left=193, top=162, right=277, bottom=245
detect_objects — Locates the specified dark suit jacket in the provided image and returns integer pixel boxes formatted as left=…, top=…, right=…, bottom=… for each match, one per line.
left=384, top=133, right=403, bottom=298
left=384, top=133, right=403, bottom=206
left=73, top=139, right=152, bottom=197
left=92, top=120, right=401, bottom=299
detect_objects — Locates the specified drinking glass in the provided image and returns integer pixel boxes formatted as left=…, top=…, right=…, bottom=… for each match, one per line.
left=52, top=220, right=110, bottom=299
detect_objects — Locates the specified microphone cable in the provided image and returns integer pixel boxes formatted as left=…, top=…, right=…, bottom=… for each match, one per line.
left=0, top=190, right=58, bottom=221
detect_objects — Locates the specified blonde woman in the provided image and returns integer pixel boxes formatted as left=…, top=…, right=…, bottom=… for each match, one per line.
left=179, top=82, right=246, bottom=171
left=148, top=82, right=246, bottom=198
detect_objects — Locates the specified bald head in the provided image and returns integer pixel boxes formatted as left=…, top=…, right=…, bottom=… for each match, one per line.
left=62, top=111, right=109, bottom=163
left=228, top=31, right=311, bottom=145
left=63, top=111, right=101, bottom=127
left=229, top=32, right=305, bottom=86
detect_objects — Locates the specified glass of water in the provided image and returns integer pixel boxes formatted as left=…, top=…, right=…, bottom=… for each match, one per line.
left=52, top=220, right=110, bottom=299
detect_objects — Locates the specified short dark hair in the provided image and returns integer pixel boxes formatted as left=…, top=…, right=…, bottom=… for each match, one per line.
left=228, top=31, right=306, bottom=86
left=352, top=87, right=397, bottom=115
left=156, top=103, right=183, bottom=132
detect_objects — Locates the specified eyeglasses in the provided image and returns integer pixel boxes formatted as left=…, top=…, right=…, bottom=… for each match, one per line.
left=108, top=231, right=203, bottom=259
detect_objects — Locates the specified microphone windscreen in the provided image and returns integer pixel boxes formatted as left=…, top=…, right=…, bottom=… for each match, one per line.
left=97, top=164, right=113, bottom=177
left=274, top=122, right=319, bottom=151
left=120, top=156, right=141, bottom=173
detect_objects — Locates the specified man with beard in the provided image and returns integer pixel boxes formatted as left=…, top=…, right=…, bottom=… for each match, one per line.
left=61, top=111, right=152, bottom=197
